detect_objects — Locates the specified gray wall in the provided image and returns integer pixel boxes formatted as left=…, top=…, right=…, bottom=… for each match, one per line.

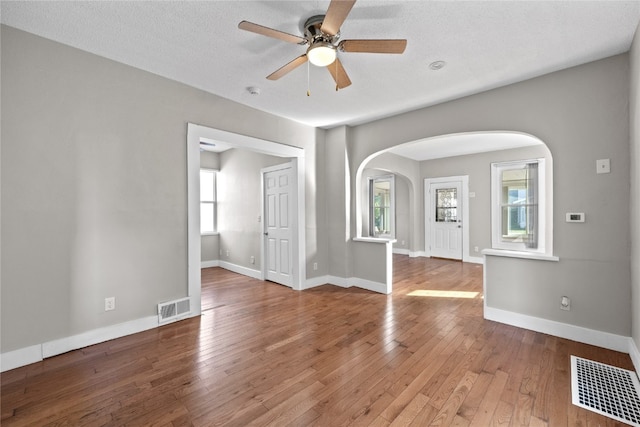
left=631, top=24, right=640, bottom=349
left=0, top=26, right=321, bottom=353
left=342, top=54, right=631, bottom=336
left=200, top=151, right=219, bottom=263
left=217, top=148, right=289, bottom=269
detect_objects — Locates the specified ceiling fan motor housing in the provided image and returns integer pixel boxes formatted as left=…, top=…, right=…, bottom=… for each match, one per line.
left=304, top=15, right=340, bottom=46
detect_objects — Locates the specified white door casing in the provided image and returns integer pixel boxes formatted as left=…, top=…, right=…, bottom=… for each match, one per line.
left=263, top=164, right=294, bottom=287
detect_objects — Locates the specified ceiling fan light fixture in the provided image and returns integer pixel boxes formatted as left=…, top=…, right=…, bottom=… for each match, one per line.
left=307, top=42, right=336, bottom=67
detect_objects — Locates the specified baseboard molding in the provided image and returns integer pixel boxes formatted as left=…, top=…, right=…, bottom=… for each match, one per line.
left=484, top=306, right=630, bottom=353
left=409, top=251, right=428, bottom=258
left=1, top=344, right=43, bottom=373
left=393, top=248, right=410, bottom=256
left=1, top=314, right=164, bottom=372
left=628, top=338, right=640, bottom=378
left=302, top=275, right=389, bottom=294
left=399, top=251, right=483, bottom=264
left=464, top=255, right=484, bottom=265
left=303, top=275, right=331, bottom=290
left=218, top=261, right=262, bottom=280
left=201, top=260, right=220, bottom=268
left=303, top=275, right=389, bottom=294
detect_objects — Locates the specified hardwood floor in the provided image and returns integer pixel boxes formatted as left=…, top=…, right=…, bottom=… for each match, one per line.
left=1, top=255, right=635, bottom=426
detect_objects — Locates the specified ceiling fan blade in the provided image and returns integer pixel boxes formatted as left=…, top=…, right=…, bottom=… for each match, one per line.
left=327, top=58, right=352, bottom=89
left=238, top=21, right=306, bottom=44
left=267, top=54, right=308, bottom=80
left=321, top=0, right=356, bottom=36
left=340, top=39, right=407, bottom=54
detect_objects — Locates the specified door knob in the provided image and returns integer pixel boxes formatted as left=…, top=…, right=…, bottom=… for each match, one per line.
left=264, top=232, right=269, bottom=236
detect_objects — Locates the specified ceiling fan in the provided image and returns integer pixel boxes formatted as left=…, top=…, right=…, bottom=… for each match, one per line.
left=238, top=0, right=407, bottom=90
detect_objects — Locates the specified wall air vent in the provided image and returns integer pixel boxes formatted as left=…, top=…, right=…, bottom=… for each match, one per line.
left=157, top=297, right=191, bottom=324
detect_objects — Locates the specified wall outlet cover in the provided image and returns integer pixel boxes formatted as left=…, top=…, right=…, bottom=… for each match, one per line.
left=596, top=159, right=610, bottom=174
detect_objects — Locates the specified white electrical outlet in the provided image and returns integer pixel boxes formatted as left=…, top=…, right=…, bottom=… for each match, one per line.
left=105, top=297, right=115, bottom=311
left=474, top=246, right=479, bottom=253
left=250, top=256, right=255, bottom=264
left=560, top=296, right=571, bottom=311
left=226, top=250, right=230, bottom=257
left=596, top=159, right=610, bottom=174
left=313, top=262, right=318, bottom=271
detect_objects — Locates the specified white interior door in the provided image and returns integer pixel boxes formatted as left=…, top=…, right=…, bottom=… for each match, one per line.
left=430, top=181, right=463, bottom=260
left=264, top=165, right=293, bottom=287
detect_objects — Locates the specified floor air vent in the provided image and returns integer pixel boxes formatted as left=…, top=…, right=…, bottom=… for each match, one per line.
left=571, top=355, right=640, bottom=426
left=158, top=298, right=191, bottom=324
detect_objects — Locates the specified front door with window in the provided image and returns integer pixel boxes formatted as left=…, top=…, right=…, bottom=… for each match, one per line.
left=430, top=181, right=463, bottom=260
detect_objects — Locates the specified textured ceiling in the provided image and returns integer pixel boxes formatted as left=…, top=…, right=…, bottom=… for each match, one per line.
left=2, top=1, right=640, bottom=129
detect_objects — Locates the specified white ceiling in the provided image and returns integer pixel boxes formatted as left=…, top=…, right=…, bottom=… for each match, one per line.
left=2, top=0, right=640, bottom=131
left=389, top=132, right=544, bottom=161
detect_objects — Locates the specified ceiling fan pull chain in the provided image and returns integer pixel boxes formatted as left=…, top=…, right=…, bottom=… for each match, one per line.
left=307, top=59, right=311, bottom=96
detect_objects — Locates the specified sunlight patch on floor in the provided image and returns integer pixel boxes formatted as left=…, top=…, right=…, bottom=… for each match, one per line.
left=407, top=290, right=480, bottom=298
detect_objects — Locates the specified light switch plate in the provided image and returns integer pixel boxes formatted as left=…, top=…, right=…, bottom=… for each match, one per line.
left=596, top=159, right=610, bottom=174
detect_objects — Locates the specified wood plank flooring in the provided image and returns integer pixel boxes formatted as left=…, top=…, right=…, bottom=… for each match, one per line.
left=1, top=255, right=635, bottom=426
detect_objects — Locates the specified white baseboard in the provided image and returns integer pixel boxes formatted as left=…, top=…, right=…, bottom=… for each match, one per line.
left=201, top=260, right=220, bottom=268
left=303, top=275, right=389, bottom=294
left=303, top=275, right=331, bottom=289
left=464, top=255, right=484, bottom=265
left=1, top=344, right=43, bottom=372
left=218, top=261, right=262, bottom=280
left=393, top=248, right=410, bottom=255
left=42, top=315, right=159, bottom=359
left=398, top=251, right=483, bottom=264
left=484, top=306, right=630, bottom=353
left=1, top=314, right=168, bottom=372
left=628, top=338, right=640, bottom=378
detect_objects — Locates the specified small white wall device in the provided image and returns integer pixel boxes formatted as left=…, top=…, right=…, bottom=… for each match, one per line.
left=565, top=213, right=585, bottom=223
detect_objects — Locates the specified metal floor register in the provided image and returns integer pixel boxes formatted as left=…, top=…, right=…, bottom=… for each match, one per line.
left=571, top=355, right=640, bottom=426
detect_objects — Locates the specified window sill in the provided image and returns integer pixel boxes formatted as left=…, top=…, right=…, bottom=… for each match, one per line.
left=353, top=237, right=397, bottom=244
left=201, top=232, right=219, bottom=236
left=482, top=248, right=559, bottom=262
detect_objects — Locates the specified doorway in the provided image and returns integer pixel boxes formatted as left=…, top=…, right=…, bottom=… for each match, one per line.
left=424, top=175, right=469, bottom=261
left=187, top=124, right=306, bottom=316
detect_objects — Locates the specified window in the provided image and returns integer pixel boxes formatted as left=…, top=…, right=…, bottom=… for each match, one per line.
left=491, top=159, right=545, bottom=253
left=435, top=187, right=458, bottom=222
left=369, top=175, right=395, bottom=238
left=200, top=169, right=216, bottom=234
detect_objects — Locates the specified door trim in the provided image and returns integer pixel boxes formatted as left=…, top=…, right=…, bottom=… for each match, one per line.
left=187, top=124, right=306, bottom=317
left=424, top=175, right=470, bottom=262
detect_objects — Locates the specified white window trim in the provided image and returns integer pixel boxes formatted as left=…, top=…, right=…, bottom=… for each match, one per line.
left=491, top=158, right=546, bottom=254
left=369, top=175, right=395, bottom=239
